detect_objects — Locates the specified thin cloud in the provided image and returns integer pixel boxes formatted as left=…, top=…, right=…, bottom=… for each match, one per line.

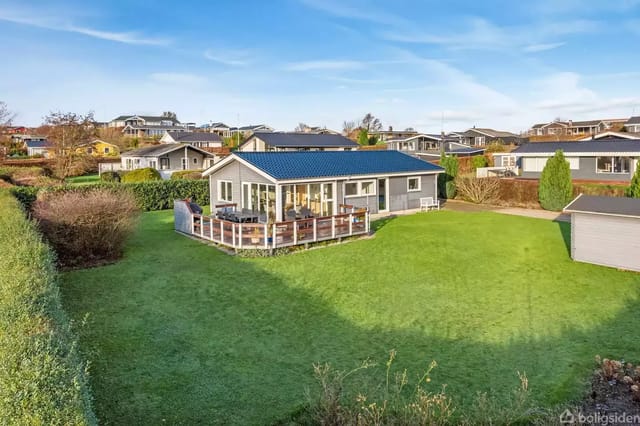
left=149, top=73, right=207, bottom=85
left=203, top=49, right=250, bottom=66
left=284, top=60, right=364, bottom=71
left=0, top=8, right=169, bottom=46
left=523, top=42, right=565, bottom=52
left=298, top=0, right=408, bottom=26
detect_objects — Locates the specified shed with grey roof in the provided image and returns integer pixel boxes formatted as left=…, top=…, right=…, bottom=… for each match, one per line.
left=563, top=194, right=640, bottom=272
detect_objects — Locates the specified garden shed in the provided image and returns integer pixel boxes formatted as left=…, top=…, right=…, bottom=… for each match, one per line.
left=564, top=194, right=640, bottom=272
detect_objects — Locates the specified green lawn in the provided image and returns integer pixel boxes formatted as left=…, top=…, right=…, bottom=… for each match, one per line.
left=66, top=174, right=100, bottom=185
left=60, top=210, right=640, bottom=424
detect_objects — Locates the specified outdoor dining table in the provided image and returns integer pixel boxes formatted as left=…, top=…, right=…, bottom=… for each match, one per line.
left=227, top=212, right=259, bottom=223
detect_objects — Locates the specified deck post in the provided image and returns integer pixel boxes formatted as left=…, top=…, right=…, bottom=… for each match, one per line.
left=200, top=216, right=204, bottom=238
left=210, top=219, right=214, bottom=241
left=220, top=221, right=224, bottom=244
left=272, top=223, right=277, bottom=249
left=366, top=212, right=370, bottom=233
left=293, top=221, right=297, bottom=245
left=313, top=218, right=317, bottom=241
left=191, top=214, right=195, bottom=235
left=332, top=216, right=336, bottom=238
left=232, top=223, right=236, bottom=247
left=238, top=223, right=243, bottom=249
left=264, top=223, right=268, bottom=249
left=349, top=213, right=353, bottom=235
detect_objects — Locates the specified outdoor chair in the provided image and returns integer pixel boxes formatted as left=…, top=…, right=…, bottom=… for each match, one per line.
left=420, top=197, right=440, bottom=211
left=300, top=207, right=313, bottom=218
left=286, top=209, right=297, bottom=221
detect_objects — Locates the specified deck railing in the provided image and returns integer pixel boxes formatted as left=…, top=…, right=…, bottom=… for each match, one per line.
left=178, top=205, right=369, bottom=250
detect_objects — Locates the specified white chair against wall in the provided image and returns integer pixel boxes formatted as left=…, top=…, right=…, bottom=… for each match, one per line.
left=420, top=197, right=440, bottom=211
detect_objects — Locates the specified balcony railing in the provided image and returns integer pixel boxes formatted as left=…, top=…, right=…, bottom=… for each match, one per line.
left=174, top=200, right=369, bottom=251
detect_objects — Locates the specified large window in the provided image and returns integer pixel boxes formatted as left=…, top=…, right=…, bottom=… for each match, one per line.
left=219, top=180, right=233, bottom=202
left=242, top=182, right=276, bottom=219
left=282, top=182, right=334, bottom=218
left=522, top=157, right=548, bottom=172
left=344, top=180, right=377, bottom=197
left=160, top=158, right=170, bottom=170
left=407, top=176, right=421, bottom=192
left=597, top=156, right=630, bottom=174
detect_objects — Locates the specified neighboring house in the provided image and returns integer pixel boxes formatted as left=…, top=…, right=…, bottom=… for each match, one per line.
left=564, top=194, right=640, bottom=272
left=12, top=134, right=47, bottom=145
left=372, top=129, right=420, bottom=142
left=528, top=119, right=627, bottom=137
left=121, top=143, right=215, bottom=179
left=206, top=122, right=232, bottom=138
left=625, top=116, right=640, bottom=133
left=231, top=124, right=274, bottom=138
left=238, top=132, right=359, bottom=152
left=460, top=128, right=522, bottom=147
left=203, top=151, right=443, bottom=220
left=579, top=131, right=640, bottom=141
left=76, top=139, right=120, bottom=156
left=109, top=114, right=193, bottom=138
left=160, top=131, right=223, bottom=148
left=25, top=140, right=53, bottom=157
left=386, top=134, right=441, bottom=153
left=512, top=139, right=640, bottom=181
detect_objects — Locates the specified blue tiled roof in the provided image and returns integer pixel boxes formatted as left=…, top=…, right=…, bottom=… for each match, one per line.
left=235, top=151, right=443, bottom=180
left=25, top=140, right=51, bottom=148
left=251, top=132, right=359, bottom=148
left=513, top=139, right=640, bottom=154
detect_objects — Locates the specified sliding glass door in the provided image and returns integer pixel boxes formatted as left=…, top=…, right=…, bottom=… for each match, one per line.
left=242, top=183, right=276, bottom=221
left=281, top=182, right=334, bottom=220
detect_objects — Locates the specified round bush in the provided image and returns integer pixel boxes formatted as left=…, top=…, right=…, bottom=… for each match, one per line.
left=33, top=189, right=140, bottom=267
left=100, top=171, right=121, bottom=183
left=121, top=167, right=161, bottom=183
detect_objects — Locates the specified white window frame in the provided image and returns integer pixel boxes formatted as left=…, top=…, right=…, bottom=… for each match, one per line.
left=219, top=180, right=233, bottom=202
left=596, top=156, right=630, bottom=174
left=407, top=176, right=421, bottom=192
left=344, top=180, right=377, bottom=198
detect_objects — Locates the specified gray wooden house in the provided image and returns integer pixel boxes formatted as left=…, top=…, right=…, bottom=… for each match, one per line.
left=513, top=139, right=640, bottom=182
left=121, top=143, right=215, bottom=179
left=202, top=151, right=443, bottom=221
left=564, top=195, right=640, bottom=272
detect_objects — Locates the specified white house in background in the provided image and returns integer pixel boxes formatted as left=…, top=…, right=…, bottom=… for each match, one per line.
left=579, top=131, right=640, bottom=141
left=160, top=131, right=224, bottom=148
left=238, top=132, right=359, bottom=152
left=109, top=114, right=195, bottom=138
left=25, top=140, right=53, bottom=157
left=231, top=124, right=274, bottom=138
left=205, top=122, right=232, bottom=138
left=120, top=143, right=215, bottom=179
left=625, top=116, right=640, bottom=133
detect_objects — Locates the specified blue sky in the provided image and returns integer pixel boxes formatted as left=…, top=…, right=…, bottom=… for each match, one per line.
left=0, top=0, right=639, bottom=132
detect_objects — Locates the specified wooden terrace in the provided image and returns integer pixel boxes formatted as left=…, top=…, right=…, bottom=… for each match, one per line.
left=174, top=200, right=370, bottom=250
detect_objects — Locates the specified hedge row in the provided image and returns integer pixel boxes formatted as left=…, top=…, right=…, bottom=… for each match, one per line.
left=0, top=190, right=96, bottom=424
left=11, top=179, right=210, bottom=211
left=492, top=179, right=629, bottom=208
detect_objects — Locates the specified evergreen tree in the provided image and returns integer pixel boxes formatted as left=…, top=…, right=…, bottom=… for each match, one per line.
left=626, top=161, right=640, bottom=197
left=438, top=153, right=459, bottom=199
left=538, top=150, right=573, bottom=210
left=357, top=128, right=369, bottom=145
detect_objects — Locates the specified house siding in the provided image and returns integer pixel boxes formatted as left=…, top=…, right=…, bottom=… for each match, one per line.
left=209, top=161, right=273, bottom=206
left=519, top=156, right=635, bottom=181
left=571, top=212, right=640, bottom=272
left=339, top=174, right=437, bottom=213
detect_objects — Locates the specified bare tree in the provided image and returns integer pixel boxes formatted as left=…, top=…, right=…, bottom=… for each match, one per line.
left=45, top=111, right=98, bottom=179
left=294, top=122, right=309, bottom=132
left=361, top=113, right=382, bottom=133
left=162, top=111, right=178, bottom=121
left=342, top=120, right=357, bottom=135
left=0, top=102, right=14, bottom=129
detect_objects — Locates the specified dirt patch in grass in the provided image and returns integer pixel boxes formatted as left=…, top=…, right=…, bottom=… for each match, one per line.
left=578, top=357, right=640, bottom=419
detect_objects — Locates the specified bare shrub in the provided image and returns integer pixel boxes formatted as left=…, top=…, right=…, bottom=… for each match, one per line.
left=456, top=176, right=500, bottom=204
left=33, top=189, right=139, bottom=268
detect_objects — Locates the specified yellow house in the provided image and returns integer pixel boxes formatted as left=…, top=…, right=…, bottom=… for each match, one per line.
left=76, top=139, right=120, bottom=157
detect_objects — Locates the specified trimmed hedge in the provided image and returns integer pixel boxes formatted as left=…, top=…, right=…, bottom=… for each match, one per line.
left=100, top=171, right=121, bottom=183
left=120, top=167, right=161, bottom=183
left=170, top=170, right=204, bottom=180
left=11, top=179, right=209, bottom=211
left=0, top=190, right=96, bottom=424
